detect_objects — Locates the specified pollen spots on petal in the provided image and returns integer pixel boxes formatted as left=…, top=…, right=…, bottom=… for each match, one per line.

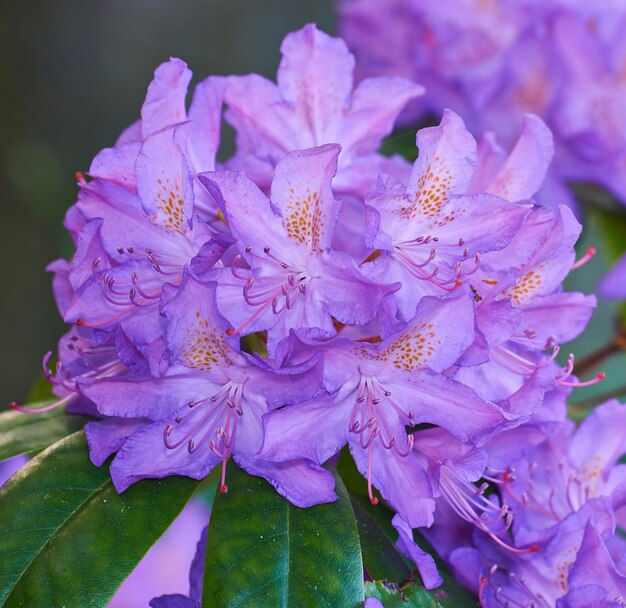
left=556, top=546, right=578, bottom=592
left=400, top=155, right=455, bottom=221
left=181, top=311, right=233, bottom=371
left=579, top=453, right=603, bottom=486
left=154, top=176, right=187, bottom=234
left=505, top=266, right=544, bottom=305
left=284, top=187, right=325, bottom=251
left=355, top=323, right=442, bottom=371
left=384, top=323, right=442, bottom=370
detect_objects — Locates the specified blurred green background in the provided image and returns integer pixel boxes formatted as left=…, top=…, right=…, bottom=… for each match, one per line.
left=0, top=0, right=334, bottom=404
left=1, top=0, right=623, bottom=411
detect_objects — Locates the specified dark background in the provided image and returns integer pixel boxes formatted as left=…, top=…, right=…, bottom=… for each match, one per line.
left=0, top=1, right=334, bottom=404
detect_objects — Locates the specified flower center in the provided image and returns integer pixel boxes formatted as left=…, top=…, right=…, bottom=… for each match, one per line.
left=163, top=381, right=245, bottom=493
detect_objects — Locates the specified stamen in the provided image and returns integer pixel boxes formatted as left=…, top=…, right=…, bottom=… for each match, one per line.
left=572, top=246, right=596, bottom=270
left=367, top=446, right=378, bottom=506
left=10, top=393, right=74, bottom=414
left=559, top=371, right=605, bottom=388
left=478, top=576, right=487, bottom=608
left=219, top=458, right=228, bottom=493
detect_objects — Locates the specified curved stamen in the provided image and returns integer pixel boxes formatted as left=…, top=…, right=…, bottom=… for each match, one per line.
left=572, top=246, right=596, bottom=270
left=558, top=371, right=605, bottom=388
left=367, top=444, right=378, bottom=506
left=393, top=247, right=463, bottom=291
left=440, top=467, right=539, bottom=555
left=10, top=393, right=75, bottom=414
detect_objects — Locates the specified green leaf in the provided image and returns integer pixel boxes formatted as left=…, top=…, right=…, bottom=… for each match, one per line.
left=203, top=462, right=364, bottom=608
left=381, top=129, right=419, bottom=162
left=365, top=581, right=445, bottom=607
left=0, top=431, right=198, bottom=606
left=350, top=492, right=412, bottom=583
left=0, top=404, right=87, bottom=461
left=364, top=579, right=475, bottom=608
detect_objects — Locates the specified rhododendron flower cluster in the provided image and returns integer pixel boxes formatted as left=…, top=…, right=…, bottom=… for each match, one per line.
left=339, top=0, right=626, bottom=209
left=13, top=23, right=626, bottom=605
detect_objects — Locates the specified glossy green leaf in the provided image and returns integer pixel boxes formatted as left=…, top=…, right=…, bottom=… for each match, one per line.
left=350, top=492, right=412, bottom=583
left=0, top=404, right=87, bottom=461
left=364, top=579, right=475, bottom=608
left=203, top=462, right=364, bottom=608
left=0, top=431, right=198, bottom=606
left=365, top=581, right=445, bottom=607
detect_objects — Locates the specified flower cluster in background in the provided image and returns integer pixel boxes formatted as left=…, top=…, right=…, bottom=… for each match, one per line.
left=8, top=20, right=626, bottom=606
left=339, top=0, right=626, bottom=211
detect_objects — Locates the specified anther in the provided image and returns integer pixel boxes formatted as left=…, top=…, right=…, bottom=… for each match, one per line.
left=572, top=246, right=596, bottom=270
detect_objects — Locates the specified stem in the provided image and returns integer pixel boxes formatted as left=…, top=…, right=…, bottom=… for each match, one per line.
left=572, top=327, right=626, bottom=377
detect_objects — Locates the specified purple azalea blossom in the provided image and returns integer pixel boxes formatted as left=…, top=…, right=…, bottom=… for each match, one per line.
left=224, top=23, right=423, bottom=198
left=362, top=109, right=530, bottom=328
left=500, top=400, right=626, bottom=537
left=449, top=499, right=616, bottom=607
left=422, top=399, right=626, bottom=605
left=80, top=274, right=336, bottom=507
left=85, top=58, right=224, bottom=219
left=13, top=21, right=623, bottom=604
left=557, top=523, right=626, bottom=608
left=260, top=293, right=506, bottom=528
left=201, top=144, right=398, bottom=354
left=63, top=121, right=229, bottom=345
left=56, top=57, right=229, bottom=347
left=339, top=0, right=626, bottom=208
left=454, top=199, right=596, bottom=407
left=600, top=253, right=626, bottom=301
left=392, top=513, right=443, bottom=589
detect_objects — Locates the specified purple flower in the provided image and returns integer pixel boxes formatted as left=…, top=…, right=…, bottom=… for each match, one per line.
left=449, top=499, right=616, bottom=607
left=63, top=122, right=229, bottom=345
left=260, top=293, right=506, bottom=527
left=599, top=253, right=626, bottom=300
left=80, top=274, right=336, bottom=507
left=453, top=199, right=596, bottom=408
left=557, top=523, right=626, bottom=608
left=200, top=144, right=398, bottom=354
left=57, top=57, right=229, bottom=347
left=550, top=12, right=626, bottom=204
left=11, top=326, right=136, bottom=418
left=362, top=109, right=531, bottom=330
left=392, top=513, right=443, bottom=589
left=87, top=58, right=224, bottom=218
left=501, top=400, right=626, bottom=536
left=339, top=0, right=626, bottom=207
left=223, top=23, right=422, bottom=198
left=422, top=399, right=626, bottom=604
